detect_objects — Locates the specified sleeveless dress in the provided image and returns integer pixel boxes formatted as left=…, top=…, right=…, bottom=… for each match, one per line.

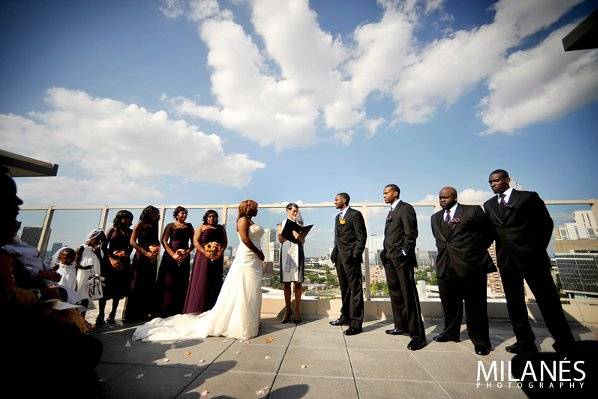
left=133, top=223, right=264, bottom=342
left=183, top=225, right=226, bottom=314
left=124, top=224, right=159, bottom=322
left=101, top=227, right=132, bottom=299
left=156, top=222, right=193, bottom=317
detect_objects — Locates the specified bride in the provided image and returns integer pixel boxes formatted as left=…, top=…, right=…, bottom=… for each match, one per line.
left=133, top=200, right=265, bottom=342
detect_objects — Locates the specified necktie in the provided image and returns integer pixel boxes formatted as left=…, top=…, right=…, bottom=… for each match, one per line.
left=444, top=210, right=451, bottom=224
left=498, top=193, right=506, bottom=217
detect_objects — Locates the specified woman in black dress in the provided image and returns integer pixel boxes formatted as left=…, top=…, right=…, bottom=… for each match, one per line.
left=123, top=206, right=161, bottom=323
left=156, top=206, right=193, bottom=317
left=183, top=210, right=227, bottom=314
left=97, top=210, right=133, bottom=326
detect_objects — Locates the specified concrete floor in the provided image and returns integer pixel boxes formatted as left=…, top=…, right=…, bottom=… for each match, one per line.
left=87, top=304, right=598, bottom=399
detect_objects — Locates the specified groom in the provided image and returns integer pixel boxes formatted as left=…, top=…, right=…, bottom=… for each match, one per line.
left=330, top=192, right=367, bottom=335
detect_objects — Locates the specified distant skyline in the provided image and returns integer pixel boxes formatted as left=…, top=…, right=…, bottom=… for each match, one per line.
left=1, top=0, right=597, bottom=210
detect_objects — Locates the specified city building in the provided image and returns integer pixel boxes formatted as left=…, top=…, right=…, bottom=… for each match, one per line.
left=416, top=249, right=436, bottom=269
left=45, top=241, right=63, bottom=259
left=487, top=242, right=505, bottom=298
left=367, top=234, right=384, bottom=266
left=369, top=265, right=386, bottom=283
left=553, top=210, right=598, bottom=252
left=553, top=252, right=598, bottom=298
left=261, top=228, right=280, bottom=264
left=20, top=226, right=43, bottom=247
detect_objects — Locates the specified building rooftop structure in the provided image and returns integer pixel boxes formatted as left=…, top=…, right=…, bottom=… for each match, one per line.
left=88, top=304, right=597, bottom=398
left=0, top=148, right=59, bottom=177
left=562, top=9, right=598, bottom=51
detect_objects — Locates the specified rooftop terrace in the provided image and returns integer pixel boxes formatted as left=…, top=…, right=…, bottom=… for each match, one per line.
left=87, top=302, right=598, bottom=399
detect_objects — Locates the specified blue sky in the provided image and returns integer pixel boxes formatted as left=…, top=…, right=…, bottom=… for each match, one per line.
left=1, top=1, right=597, bottom=254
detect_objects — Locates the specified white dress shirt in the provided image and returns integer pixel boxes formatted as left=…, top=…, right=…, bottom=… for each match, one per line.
left=498, top=187, right=514, bottom=204
left=339, top=206, right=350, bottom=219
left=444, top=202, right=458, bottom=221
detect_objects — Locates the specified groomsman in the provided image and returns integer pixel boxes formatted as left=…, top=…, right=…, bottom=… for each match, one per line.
left=330, top=192, right=367, bottom=335
left=380, top=184, right=426, bottom=350
left=484, top=169, right=575, bottom=354
left=431, top=187, right=495, bottom=355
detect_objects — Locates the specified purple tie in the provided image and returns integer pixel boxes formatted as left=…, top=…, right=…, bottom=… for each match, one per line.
left=444, top=210, right=451, bottom=224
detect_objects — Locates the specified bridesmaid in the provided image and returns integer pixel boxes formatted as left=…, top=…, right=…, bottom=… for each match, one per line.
left=124, top=206, right=161, bottom=323
left=97, top=210, right=133, bottom=326
left=183, top=210, right=227, bottom=314
left=156, top=206, right=193, bottom=317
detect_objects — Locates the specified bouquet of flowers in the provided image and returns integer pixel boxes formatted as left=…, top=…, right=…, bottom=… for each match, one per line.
left=148, top=245, right=161, bottom=262
left=204, top=242, right=221, bottom=259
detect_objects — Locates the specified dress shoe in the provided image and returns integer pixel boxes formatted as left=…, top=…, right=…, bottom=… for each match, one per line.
left=95, top=317, right=105, bottom=327
left=407, top=338, right=427, bottom=351
left=505, top=342, right=538, bottom=354
left=433, top=334, right=460, bottom=343
left=475, top=346, right=490, bottom=356
left=281, top=308, right=292, bottom=324
left=343, top=327, right=363, bottom=336
left=106, top=315, right=116, bottom=325
left=293, top=317, right=302, bottom=324
left=385, top=328, right=406, bottom=335
left=329, top=318, right=349, bottom=326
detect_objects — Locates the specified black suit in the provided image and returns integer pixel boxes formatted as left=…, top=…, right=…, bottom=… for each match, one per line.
left=483, top=189, right=575, bottom=351
left=431, top=204, right=495, bottom=347
left=380, top=201, right=426, bottom=340
left=331, top=207, right=367, bottom=329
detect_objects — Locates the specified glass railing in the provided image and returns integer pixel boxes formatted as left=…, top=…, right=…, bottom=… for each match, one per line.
left=16, top=199, right=598, bottom=301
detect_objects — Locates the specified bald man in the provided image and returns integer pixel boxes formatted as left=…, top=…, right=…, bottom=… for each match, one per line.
left=431, top=187, right=496, bottom=355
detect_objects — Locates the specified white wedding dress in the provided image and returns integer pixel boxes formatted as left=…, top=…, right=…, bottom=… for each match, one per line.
left=133, top=223, right=264, bottom=342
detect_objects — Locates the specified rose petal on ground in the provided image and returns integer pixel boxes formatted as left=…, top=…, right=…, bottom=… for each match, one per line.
left=136, top=374, right=144, bottom=379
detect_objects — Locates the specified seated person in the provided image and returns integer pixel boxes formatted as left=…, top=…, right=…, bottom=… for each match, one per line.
left=0, top=168, right=103, bottom=396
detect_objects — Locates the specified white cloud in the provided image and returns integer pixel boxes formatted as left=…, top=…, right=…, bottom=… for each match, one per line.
left=364, top=117, right=386, bottom=138
left=391, top=0, right=581, bottom=124
left=423, top=188, right=492, bottom=204
left=479, top=23, right=598, bottom=134
left=457, top=188, right=493, bottom=203
left=162, top=0, right=586, bottom=148
left=160, top=0, right=231, bottom=21
left=334, top=130, right=354, bottom=146
left=173, top=17, right=319, bottom=150
left=0, top=88, right=264, bottom=204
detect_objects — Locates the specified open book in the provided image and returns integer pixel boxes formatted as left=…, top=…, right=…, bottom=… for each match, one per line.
left=281, top=219, right=313, bottom=242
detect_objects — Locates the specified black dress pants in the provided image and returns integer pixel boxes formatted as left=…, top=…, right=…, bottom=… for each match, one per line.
left=335, top=258, right=364, bottom=329
left=438, top=269, right=490, bottom=348
left=384, top=257, right=426, bottom=340
left=500, top=264, right=575, bottom=351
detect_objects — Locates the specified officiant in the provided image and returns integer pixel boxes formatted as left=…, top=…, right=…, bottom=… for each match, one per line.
left=277, top=203, right=306, bottom=324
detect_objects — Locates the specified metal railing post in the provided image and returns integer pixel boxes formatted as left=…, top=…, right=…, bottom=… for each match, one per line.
left=361, top=204, right=371, bottom=301
left=37, top=206, right=54, bottom=257
left=221, top=205, right=228, bottom=227
left=98, top=206, right=110, bottom=231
